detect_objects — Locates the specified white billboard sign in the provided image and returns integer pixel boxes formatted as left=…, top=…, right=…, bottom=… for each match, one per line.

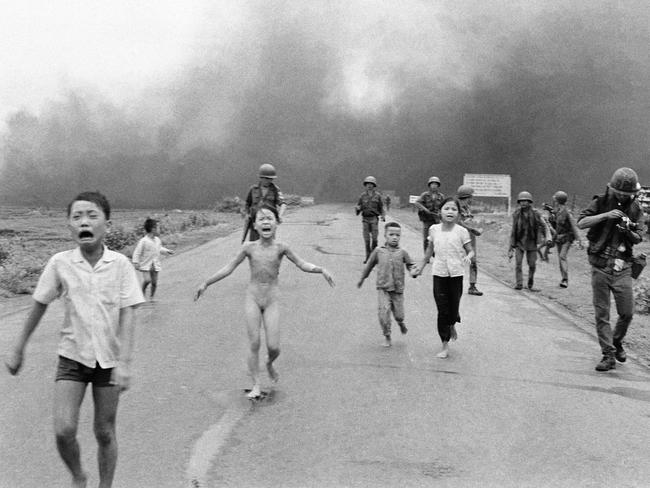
left=463, top=173, right=512, bottom=214
left=463, top=174, right=511, bottom=197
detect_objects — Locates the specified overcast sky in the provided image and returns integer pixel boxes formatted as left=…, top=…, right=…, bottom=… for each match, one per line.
left=0, top=0, right=562, bottom=126
left=1, top=1, right=647, bottom=205
left=0, top=1, right=210, bottom=123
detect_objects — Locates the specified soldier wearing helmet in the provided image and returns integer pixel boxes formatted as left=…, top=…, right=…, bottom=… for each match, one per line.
left=456, top=185, right=483, bottom=296
left=550, top=190, right=584, bottom=288
left=355, top=176, right=386, bottom=262
left=508, top=190, right=551, bottom=291
left=244, top=163, right=287, bottom=241
left=578, top=167, right=644, bottom=372
left=414, top=176, right=445, bottom=252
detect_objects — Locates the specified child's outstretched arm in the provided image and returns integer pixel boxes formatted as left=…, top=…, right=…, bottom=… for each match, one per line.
left=194, top=247, right=248, bottom=300
left=357, top=248, right=378, bottom=288
left=5, top=300, right=48, bottom=375
left=283, top=245, right=335, bottom=287
left=462, top=242, right=475, bottom=266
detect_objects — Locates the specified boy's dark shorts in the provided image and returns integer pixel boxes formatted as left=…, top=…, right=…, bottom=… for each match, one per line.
left=55, top=356, right=114, bottom=387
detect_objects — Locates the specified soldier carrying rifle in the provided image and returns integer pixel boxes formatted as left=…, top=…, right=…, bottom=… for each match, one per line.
left=243, top=163, right=287, bottom=242
left=413, top=176, right=445, bottom=253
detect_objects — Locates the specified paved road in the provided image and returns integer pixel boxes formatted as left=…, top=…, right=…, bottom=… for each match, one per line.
left=2, top=204, right=650, bottom=488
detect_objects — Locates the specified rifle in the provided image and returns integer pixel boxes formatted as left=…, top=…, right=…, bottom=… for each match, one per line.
left=241, top=214, right=252, bottom=243
left=411, top=201, right=440, bottom=218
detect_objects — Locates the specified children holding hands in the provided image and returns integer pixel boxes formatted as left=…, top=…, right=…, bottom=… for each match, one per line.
left=358, top=222, right=417, bottom=347
left=414, top=197, right=474, bottom=358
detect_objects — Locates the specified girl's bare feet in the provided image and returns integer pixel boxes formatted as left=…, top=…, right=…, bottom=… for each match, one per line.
left=247, top=384, right=262, bottom=399
left=436, top=343, right=449, bottom=359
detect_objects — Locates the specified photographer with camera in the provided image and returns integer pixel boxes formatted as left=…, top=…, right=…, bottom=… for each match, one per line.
left=578, top=167, right=644, bottom=372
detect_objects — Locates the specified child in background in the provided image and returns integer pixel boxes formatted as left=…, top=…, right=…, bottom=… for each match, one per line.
left=415, top=197, right=474, bottom=359
left=194, top=203, right=334, bottom=399
left=357, top=222, right=417, bottom=347
left=132, top=218, right=174, bottom=300
left=5, top=191, right=144, bottom=488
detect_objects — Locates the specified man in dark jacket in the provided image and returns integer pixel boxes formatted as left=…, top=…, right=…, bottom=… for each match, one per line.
left=508, top=191, right=550, bottom=291
left=578, top=167, right=644, bottom=372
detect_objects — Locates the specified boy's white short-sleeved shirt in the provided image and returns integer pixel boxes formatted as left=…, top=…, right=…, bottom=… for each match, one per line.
left=428, top=224, right=471, bottom=277
left=33, top=247, right=145, bottom=368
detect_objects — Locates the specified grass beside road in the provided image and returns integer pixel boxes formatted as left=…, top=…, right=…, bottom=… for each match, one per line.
left=390, top=206, right=650, bottom=368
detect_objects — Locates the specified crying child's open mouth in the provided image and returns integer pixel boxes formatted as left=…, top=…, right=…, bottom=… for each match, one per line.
left=78, top=231, right=94, bottom=239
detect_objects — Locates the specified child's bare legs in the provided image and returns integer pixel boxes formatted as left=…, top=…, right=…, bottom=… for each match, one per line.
left=140, top=272, right=151, bottom=297
left=262, top=302, right=280, bottom=383
left=92, top=385, right=120, bottom=488
left=149, top=268, right=158, bottom=299
left=244, top=293, right=263, bottom=398
left=53, top=381, right=88, bottom=488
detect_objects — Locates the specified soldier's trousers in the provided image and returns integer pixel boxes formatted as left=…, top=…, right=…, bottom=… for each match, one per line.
left=362, top=218, right=379, bottom=261
left=591, top=266, right=634, bottom=357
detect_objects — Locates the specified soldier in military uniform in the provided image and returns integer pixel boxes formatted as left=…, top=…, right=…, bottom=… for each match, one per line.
left=414, top=176, right=445, bottom=252
left=551, top=190, right=584, bottom=288
left=578, top=167, right=644, bottom=372
left=456, top=185, right=484, bottom=296
left=355, top=176, right=385, bottom=263
left=244, top=163, right=286, bottom=241
left=508, top=191, right=551, bottom=291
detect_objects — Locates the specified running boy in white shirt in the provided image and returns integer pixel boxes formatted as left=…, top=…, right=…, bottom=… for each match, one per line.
left=5, top=191, right=145, bottom=488
left=132, top=218, right=174, bottom=300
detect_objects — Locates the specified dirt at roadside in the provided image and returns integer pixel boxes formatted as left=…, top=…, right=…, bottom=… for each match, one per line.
left=390, top=207, right=650, bottom=369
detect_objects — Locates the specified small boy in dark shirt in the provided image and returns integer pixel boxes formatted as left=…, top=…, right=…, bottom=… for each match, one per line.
left=357, top=222, right=417, bottom=347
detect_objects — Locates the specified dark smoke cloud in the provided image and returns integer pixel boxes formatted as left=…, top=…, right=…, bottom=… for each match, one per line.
left=1, top=0, right=649, bottom=208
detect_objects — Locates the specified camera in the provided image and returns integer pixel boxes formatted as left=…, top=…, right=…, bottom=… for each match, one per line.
left=617, top=216, right=638, bottom=232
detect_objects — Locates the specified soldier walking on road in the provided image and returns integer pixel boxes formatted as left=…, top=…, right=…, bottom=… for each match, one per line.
left=457, top=185, right=484, bottom=296
left=577, top=167, right=644, bottom=372
left=414, top=176, right=445, bottom=253
left=551, top=191, right=584, bottom=288
left=244, top=163, right=287, bottom=242
left=355, top=176, right=385, bottom=263
left=508, top=191, right=551, bottom=291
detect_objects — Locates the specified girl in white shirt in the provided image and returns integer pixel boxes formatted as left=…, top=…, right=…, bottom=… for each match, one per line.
left=416, top=197, right=474, bottom=358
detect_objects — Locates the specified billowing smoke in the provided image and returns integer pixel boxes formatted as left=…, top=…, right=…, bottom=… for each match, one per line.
left=1, top=0, right=649, bottom=208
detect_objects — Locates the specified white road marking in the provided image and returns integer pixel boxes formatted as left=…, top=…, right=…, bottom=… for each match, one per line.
left=185, top=405, right=246, bottom=487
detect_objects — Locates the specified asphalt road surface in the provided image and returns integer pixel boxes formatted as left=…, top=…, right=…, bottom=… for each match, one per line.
left=2, top=204, right=650, bottom=488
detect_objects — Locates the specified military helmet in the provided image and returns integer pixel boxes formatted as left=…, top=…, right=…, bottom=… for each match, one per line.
left=363, top=176, right=377, bottom=186
left=517, top=191, right=533, bottom=202
left=428, top=176, right=441, bottom=186
left=553, top=191, right=568, bottom=204
left=258, top=163, right=277, bottom=179
left=607, top=167, right=640, bottom=195
left=456, top=185, right=474, bottom=199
